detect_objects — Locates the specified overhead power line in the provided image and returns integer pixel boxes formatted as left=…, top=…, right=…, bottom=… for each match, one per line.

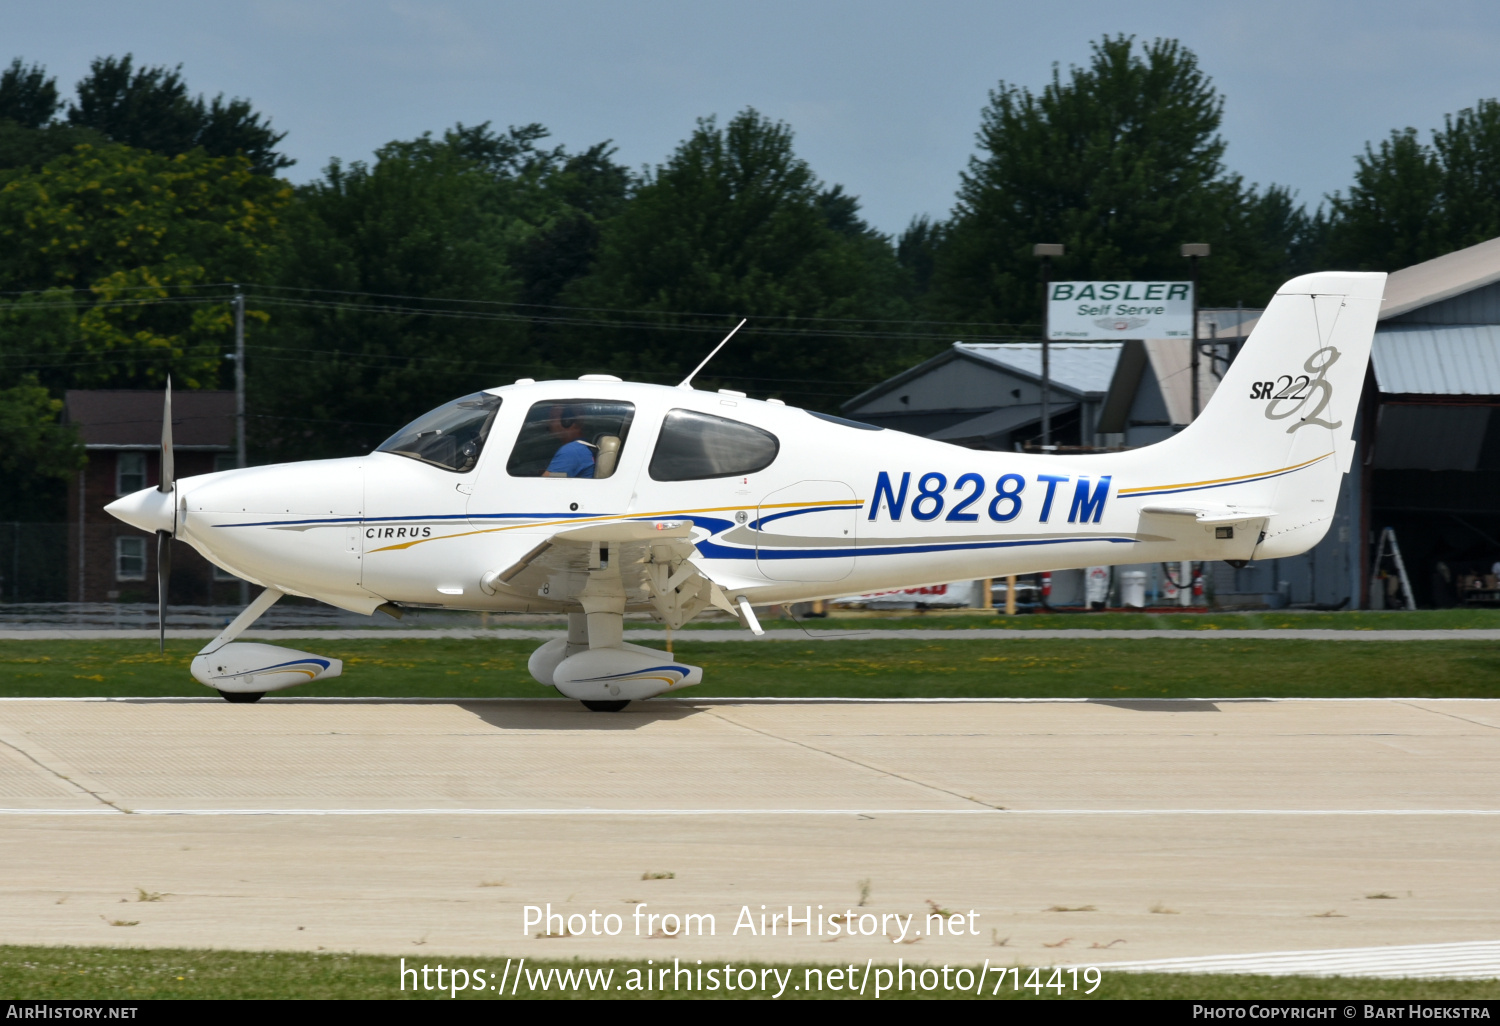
left=0, top=281, right=1040, bottom=334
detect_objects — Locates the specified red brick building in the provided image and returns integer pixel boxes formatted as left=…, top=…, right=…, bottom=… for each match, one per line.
left=64, top=390, right=242, bottom=604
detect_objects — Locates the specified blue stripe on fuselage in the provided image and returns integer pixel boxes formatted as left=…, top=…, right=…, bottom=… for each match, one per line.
left=216, top=509, right=1131, bottom=562
left=703, top=536, right=1136, bottom=560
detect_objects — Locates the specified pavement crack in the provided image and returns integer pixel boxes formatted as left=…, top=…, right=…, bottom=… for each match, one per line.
left=702, top=708, right=1000, bottom=810
left=1395, top=701, right=1500, bottom=733
left=0, top=729, right=130, bottom=814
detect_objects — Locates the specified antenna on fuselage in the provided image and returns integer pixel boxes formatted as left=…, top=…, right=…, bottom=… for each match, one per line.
left=677, top=318, right=747, bottom=390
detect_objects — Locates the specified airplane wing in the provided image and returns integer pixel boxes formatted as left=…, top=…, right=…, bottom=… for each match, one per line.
left=479, top=519, right=740, bottom=629
left=1139, top=503, right=1277, bottom=525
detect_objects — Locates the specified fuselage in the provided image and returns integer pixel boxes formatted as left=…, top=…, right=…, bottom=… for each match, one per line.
left=137, top=377, right=1334, bottom=616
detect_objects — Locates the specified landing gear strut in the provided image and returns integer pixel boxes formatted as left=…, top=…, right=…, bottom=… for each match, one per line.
left=523, top=537, right=707, bottom=709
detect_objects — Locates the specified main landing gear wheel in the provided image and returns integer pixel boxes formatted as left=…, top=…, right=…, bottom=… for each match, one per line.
left=581, top=700, right=630, bottom=713
left=217, top=690, right=265, bottom=704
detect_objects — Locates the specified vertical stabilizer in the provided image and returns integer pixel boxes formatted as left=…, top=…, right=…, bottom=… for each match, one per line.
left=1162, top=271, right=1384, bottom=557
left=1180, top=272, right=1384, bottom=477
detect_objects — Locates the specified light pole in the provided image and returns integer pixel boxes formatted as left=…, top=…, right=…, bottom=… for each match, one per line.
left=1181, top=243, right=1209, bottom=420
left=1033, top=243, right=1064, bottom=446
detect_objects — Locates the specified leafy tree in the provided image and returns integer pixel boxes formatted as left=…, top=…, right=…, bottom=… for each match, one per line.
left=0, top=119, right=107, bottom=172
left=0, top=144, right=290, bottom=393
left=0, top=58, right=60, bottom=128
left=435, top=123, right=632, bottom=308
left=562, top=109, right=922, bottom=405
left=251, top=123, right=622, bottom=461
left=931, top=35, right=1309, bottom=325
left=67, top=55, right=291, bottom=173
left=897, top=215, right=943, bottom=298
left=0, top=377, right=83, bottom=521
left=1327, top=100, right=1500, bottom=269
left=512, top=141, right=632, bottom=309
left=0, top=59, right=106, bottom=171
left=1434, top=101, right=1500, bottom=246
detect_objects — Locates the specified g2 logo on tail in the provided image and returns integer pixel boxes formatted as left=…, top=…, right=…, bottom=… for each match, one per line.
left=1249, top=346, right=1341, bottom=432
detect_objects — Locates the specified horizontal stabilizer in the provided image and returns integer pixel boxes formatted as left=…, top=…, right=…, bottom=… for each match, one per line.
left=1140, top=503, right=1276, bottom=525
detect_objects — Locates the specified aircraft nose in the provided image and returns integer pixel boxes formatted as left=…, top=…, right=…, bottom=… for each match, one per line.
left=105, top=487, right=176, bottom=535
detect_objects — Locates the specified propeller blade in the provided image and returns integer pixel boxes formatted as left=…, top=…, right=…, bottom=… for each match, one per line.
left=157, top=378, right=174, bottom=652
left=156, top=529, right=171, bottom=652
left=159, top=377, right=174, bottom=494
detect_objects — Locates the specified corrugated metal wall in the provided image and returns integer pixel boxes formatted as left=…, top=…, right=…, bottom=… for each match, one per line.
left=1372, top=325, right=1500, bottom=394
left=1386, top=279, right=1500, bottom=325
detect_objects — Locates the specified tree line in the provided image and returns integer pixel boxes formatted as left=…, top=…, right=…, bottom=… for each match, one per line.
left=1, top=37, right=1497, bottom=519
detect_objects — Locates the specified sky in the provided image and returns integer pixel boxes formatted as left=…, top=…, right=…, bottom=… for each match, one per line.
left=9, top=1, right=1500, bottom=236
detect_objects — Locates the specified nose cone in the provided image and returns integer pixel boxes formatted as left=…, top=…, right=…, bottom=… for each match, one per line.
left=105, top=486, right=176, bottom=534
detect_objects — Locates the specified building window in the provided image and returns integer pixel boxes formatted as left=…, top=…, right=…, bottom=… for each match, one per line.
left=117, top=453, right=146, bottom=495
left=214, top=453, right=237, bottom=473
left=116, top=537, right=147, bottom=581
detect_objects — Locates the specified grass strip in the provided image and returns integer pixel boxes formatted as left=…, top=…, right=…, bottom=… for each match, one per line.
left=0, top=637, right=1497, bottom=699
left=674, top=608, right=1500, bottom=632
left=0, top=945, right=1495, bottom=1000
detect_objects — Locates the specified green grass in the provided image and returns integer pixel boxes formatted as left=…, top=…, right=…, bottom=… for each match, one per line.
left=708, top=607, right=1500, bottom=632
left=0, top=945, right=1494, bottom=1000
left=2, top=636, right=1498, bottom=699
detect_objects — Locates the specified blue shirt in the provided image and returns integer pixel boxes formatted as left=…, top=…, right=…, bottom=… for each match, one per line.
left=546, top=440, right=595, bottom=478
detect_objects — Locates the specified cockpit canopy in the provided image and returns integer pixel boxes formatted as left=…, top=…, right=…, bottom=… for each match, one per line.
left=376, top=387, right=784, bottom=482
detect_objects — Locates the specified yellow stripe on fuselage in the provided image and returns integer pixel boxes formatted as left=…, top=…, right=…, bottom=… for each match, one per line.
left=367, top=499, right=864, bottom=553
left=1116, top=453, right=1332, bottom=497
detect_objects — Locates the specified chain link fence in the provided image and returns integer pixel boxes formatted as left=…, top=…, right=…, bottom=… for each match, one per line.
left=0, top=523, right=69, bottom=602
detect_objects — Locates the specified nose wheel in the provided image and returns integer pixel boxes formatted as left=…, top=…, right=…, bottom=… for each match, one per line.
left=217, top=690, right=265, bottom=704
left=581, top=700, right=630, bottom=713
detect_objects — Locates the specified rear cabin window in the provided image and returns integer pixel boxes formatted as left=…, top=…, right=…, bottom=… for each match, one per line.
left=507, top=399, right=636, bottom=479
left=648, top=408, right=780, bottom=481
left=377, top=392, right=502, bottom=473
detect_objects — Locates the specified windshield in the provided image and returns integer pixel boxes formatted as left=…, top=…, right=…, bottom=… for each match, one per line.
left=376, top=392, right=502, bottom=472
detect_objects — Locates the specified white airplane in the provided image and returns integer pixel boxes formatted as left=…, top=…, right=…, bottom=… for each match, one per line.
left=107, top=271, right=1385, bottom=709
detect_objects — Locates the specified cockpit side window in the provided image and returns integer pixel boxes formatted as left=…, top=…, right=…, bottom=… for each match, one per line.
left=648, top=408, right=779, bottom=481
left=376, top=392, right=502, bottom=473
left=507, top=399, right=636, bottom=479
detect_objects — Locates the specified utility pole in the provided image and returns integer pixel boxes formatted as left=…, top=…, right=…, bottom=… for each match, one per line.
left=1033, top=244, right=1064, bottom=446
left=233, top=286, right=246, bottom=470
left=1181, top=244, right=1209, bottom=420
left=233, top=285, right=248, bottom=606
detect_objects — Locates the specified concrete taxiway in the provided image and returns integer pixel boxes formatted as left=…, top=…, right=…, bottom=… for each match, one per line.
left=0, top=697, right=1497, bottom=973
left=4, top=628, right=1499, bottom=641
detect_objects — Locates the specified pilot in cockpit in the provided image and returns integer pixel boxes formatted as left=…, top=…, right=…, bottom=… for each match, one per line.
left=542, top=404, right=596, bottom=478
